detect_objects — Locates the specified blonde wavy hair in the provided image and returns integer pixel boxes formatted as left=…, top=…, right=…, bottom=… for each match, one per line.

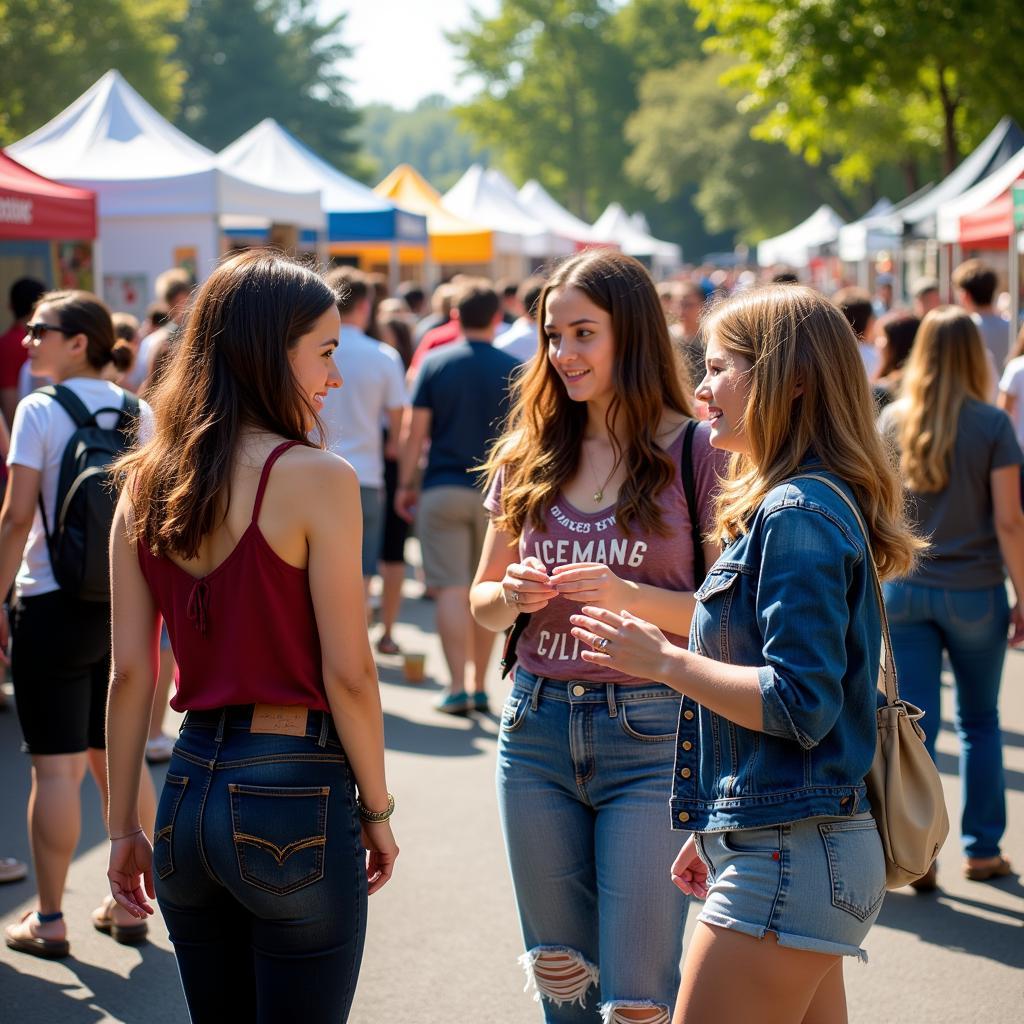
left=893, top=306, right=991, bottom=493
left=708, top=285, right=922, bottom=580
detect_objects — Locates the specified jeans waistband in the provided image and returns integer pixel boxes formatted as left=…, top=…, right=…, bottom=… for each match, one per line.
left=513, top=669, right=679, bottom=716
left=181, top=704, right=337, bottom=746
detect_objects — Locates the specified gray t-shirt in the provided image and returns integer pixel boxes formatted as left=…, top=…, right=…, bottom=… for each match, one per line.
left=879, top=397, right=1022, bottom=588
left=973, top=312, right=1011, bottom=371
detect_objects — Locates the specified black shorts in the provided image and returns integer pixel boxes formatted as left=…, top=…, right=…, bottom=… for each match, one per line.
left=380, top=455, right=409, bottom=564
left=11, top=589, right=111, bottom=754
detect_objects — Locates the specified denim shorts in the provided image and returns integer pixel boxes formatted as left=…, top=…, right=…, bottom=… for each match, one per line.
left=694, top=812, right=885, bottom=962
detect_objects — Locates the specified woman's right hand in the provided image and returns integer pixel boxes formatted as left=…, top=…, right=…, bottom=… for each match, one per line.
left=670, top=836, right=708, bottom=899
left=502, top=556, right=558, bottom=613
left=362, top=820, right=399, bottom=895
left=108, top=831, right=156, bottom=919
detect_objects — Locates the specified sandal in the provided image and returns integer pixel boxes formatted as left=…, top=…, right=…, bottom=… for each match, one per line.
left=5, top=911, right=70, bottom=960
left=376, top=635, right=401, bottom=656
left=963, top=855, right=1013, bottom=882
left=92, top=895, right=149, bottom=946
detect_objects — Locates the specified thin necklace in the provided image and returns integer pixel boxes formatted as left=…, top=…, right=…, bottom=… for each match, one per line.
left=584, top=441, right=618, bottom=504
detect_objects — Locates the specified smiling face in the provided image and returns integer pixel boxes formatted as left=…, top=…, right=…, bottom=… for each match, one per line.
left=544, top=286, right=615, bottom=405
left=288, top=304, right=343, bottom=428
left=696, top=330, right=753, bottom=455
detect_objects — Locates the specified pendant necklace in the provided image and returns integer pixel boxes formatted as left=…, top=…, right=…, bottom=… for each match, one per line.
left=584, top=442, right=617, bottom=504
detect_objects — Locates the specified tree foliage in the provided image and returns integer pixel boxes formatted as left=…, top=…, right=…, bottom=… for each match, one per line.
left=175, top=0, right=362, bottom=173
left=355, top=96, right=488, bottom=191
left=690, top=0, right=1024, bottom=191
left=0, top=0, right=186, bottom=145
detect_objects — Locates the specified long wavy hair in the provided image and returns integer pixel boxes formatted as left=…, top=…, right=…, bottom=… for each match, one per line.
left=483, top=249, right=692, bottom=538
left=893, top=306, right=991, bottom=493
left=709, top=285, right=922, bottom=580
left=117, top=250, right=338, bottom=559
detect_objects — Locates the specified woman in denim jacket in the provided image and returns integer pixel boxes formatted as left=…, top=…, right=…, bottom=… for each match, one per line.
left=573, top=286, right=922, bottom=1023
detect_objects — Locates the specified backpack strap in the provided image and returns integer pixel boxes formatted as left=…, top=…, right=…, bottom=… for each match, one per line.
left=681, top=419, right=706, bottom=588
left=35, top=384, right=94, bottom=429
left=252, top=441, right=303, bottom=523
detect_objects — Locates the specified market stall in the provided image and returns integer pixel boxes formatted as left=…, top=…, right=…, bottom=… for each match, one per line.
left=591, top=202, right=682, bottom=279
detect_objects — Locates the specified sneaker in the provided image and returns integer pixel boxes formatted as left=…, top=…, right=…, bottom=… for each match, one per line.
left=145, top=734, right=175, bottom=764
left=0, top=858, right=28, bottom=884
left=435, top=692, right=473, bottom=716
left=472, top=691, right=490, bottom=714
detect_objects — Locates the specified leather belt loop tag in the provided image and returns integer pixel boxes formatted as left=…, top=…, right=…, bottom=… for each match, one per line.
left=250, top=704, right=309, bottom=736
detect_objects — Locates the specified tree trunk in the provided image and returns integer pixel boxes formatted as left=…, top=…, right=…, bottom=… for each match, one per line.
left=901, top=160, right=920, bottom=195
left=936, top=63, right=961, bottom=175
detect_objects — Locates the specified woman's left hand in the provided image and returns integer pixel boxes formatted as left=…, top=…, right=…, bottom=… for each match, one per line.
left=570, top=605, right=677, bottom=683
left=1010, top=603, right=1024, bottom=647
left=549, top=562, right=632, bottom=607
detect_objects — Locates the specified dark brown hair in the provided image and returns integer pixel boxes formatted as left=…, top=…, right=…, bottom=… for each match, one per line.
left=325, top=266, right=369, bottom=314
left=118, top=249, right=338, bottom=559
left=39, top=290, right=133, bottom=372
left=381, top=316, right=414, bottom=370
left=876, top=313, right=920, bottom=380
left=832, top=287, right=875, bottom=339
left=483, top=249, right=693, bottom=538
left=952, top=259, right=998, bottom=306
left=455, top=279, right=500, bottom=330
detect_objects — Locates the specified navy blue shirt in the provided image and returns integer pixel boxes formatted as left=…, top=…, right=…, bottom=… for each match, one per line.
left=411, top=339, right=520, bottom=490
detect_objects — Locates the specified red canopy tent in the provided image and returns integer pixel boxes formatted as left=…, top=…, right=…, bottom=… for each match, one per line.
left=959, top=185, right=1019, bottom=250
left=0, top=149, right=96, bottom=241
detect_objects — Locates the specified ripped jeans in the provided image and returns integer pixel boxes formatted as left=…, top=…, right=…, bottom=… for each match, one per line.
left=497, top=671, right=689, bottom=1024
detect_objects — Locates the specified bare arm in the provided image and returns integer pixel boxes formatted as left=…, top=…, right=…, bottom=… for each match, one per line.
left=992, top=464, right=1024, bottom=643
left=0, top=464, right=40, bottom=660
left=395, top=406, right=431, bottom=522
left=384, top=406, right=403, bottom=462
left=0, top=389, right=18, bottom=433
left=997, top=390, right=1017, bottom=423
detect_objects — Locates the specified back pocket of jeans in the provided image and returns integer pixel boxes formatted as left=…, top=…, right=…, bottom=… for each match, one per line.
left=818, top=818, right=885, bottom=922
left=229, top=784, right=329, bottom=895
left=154, top=773, right=189, bottom=880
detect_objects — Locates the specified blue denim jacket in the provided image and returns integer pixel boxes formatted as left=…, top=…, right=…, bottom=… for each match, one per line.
left=670, top=472, right=881, bottom=832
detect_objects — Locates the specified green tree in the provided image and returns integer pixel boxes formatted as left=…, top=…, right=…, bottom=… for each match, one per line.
left=175, top=0, right=361, bottom=173
left=626, top=53, right=850, bottom=243
left=690, top=0, right=1024, bottom=192
left=0, top=0, right=186, bottom=145
left=355, top=96, right=488, bottom=192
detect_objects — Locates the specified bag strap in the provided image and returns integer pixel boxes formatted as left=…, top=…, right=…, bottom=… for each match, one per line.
left=35, top=384, right=94, bottom=429
left=681, top=419, right=706, bottom=588
left=790, top=473, right=900, bottom=705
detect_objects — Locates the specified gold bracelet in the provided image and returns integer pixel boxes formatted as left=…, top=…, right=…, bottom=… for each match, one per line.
left=109, top=826, right=145, bottom=841
left=356, top=792, right=395, bottom=822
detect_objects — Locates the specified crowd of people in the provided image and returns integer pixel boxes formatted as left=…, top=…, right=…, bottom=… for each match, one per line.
left=0, top=243, right=1017, bottom=1022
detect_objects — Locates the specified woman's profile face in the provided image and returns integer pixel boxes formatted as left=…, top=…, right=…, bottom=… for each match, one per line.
left=544, top=286, right=615, bottom=406
left=696, top=331, right=753, bottom=455
left=288, top=304, right=343, bottom=427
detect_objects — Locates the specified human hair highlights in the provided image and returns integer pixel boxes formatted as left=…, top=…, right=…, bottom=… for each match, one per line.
left=894, top=306, right=991, bottom=493
left=117, top=249, right=338, bottom=559
left=484, top=249, right=692, bottom=539
left=707, top=286, right=920, bottom=580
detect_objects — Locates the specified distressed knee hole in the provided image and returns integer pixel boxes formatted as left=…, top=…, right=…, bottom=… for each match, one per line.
left=600, top=1000, right=672, bottom=1024
left=519, top=946, right=600, bottom=1008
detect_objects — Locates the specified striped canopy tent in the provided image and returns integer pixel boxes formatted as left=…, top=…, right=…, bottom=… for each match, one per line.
left=375, top=164, right=493, bottom=265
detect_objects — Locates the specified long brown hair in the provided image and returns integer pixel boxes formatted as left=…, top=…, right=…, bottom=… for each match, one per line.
left=117, top=250, right=338, bottom=559
left=893, top=306, right=991, bottom=493
left=709, top=286, right=921, bottom=581
left=483, top=249, right=692, bottom=538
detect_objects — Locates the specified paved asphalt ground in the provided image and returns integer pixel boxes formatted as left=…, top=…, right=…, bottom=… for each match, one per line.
left=0, top=573, right=1021, bottom=1023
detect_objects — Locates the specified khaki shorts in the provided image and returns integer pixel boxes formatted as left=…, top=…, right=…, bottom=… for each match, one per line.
left=416, top=485, right=489, bottom=589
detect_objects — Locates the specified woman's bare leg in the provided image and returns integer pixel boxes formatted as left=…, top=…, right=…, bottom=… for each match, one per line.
left=673, top=923, right=842, bottom=1024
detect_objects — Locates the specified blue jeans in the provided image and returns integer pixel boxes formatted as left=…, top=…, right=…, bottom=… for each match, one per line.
left=154, top=706, right=367, bottom=1023
left=497, top=671, right=688, bottom=1023
left=882, top=581, right=1008, bottom=859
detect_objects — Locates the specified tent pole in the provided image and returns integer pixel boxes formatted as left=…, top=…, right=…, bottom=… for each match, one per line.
left=1010, top=227, right=1020, bottom=346
left=389, top=243, right=400, bottom=293
left=92, top=238, right=104, bottom=301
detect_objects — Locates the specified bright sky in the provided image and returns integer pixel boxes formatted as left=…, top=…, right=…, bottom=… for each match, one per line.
left=320, top=0, right=500, bottom=110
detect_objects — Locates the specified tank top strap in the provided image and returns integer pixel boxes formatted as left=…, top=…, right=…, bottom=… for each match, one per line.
left=252, top=441, right=303, bottom=523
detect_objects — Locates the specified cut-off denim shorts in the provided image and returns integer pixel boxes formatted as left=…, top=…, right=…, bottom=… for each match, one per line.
left=694, top=812, right=885, bottom=962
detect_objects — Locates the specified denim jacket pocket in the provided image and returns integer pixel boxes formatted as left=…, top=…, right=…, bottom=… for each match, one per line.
left=818, top=818, right=885, bottom=922
left=229, top=784, right=329, bottom=895
left=153, top=773, right=188, bottom=881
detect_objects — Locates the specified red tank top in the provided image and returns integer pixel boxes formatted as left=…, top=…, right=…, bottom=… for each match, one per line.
left=137, top=441, right=327, bottom=712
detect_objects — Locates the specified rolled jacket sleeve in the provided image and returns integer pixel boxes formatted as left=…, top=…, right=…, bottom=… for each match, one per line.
left=755, top=505, right=857, bottom=749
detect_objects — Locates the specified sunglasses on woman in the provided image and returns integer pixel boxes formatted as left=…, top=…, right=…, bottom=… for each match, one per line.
left=24, top=322, right=75, bottom=342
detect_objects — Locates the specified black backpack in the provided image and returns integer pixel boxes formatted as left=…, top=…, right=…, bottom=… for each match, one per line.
left=36, top=384, right=141, bottom=602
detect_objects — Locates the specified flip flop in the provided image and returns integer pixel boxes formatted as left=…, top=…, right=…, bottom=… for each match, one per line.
left=4, top=911, right=70, bottom=960
left=92, top=896, right=149, bottom=946
left=376, top=636, right=401, bottom=656
left=963, top=855, right=1013, bottom=882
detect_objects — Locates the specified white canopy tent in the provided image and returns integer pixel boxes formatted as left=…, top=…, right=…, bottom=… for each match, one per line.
left=517, top=180, right=606, bottom=248
left=9, top=70, right=324, bottom=300
left=443, top=165, right=569, bottom=264
left=591, top=203, right=682, bottom=277
left=757, top=205, right=846, bottom=268
left=838, top=199, right=898, bottom=263
left=936, top=143, right=1024, bottom=243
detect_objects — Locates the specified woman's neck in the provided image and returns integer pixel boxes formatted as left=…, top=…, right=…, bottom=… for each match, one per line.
left=584, top=395, right=615, bottom=442
left=55, top=366, right=103, bottom=383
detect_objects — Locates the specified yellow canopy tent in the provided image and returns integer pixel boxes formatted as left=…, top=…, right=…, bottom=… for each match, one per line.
left=375, top=164, right=494, bottom=265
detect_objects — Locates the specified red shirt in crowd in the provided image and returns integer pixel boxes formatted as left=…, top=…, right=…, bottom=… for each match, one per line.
left=0, top=319, right=28, bottom=390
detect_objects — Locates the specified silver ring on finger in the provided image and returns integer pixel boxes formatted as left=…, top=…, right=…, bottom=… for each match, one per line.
left=596, top=636, right=610, bottom=651
left=510, top=589, right=519, bottom=603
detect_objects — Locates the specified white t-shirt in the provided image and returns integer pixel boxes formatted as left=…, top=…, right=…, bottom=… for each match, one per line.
left=495, top=317, right=539, bottom=363
left=858, top=341, right=880, bottom=379
left=8, top=377, right=153, bottom=597
left=999, top=355, right=1024, bottom=448
left=317, top=326, right=407, bottom=489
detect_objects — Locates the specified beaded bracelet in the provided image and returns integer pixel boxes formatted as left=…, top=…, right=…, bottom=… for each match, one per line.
left=356, top=792, right=395, bottom=823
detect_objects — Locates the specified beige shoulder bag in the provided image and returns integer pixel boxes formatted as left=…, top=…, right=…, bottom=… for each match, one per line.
left=796, top=475, right=949, bottom=888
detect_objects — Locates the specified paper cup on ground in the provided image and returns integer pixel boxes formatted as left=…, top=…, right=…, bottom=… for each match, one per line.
left=403, top=652, right=426, bottom=683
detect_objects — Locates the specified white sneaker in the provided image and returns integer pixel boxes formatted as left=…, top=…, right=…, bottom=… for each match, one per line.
left=145, top=734, right=175, bottom=764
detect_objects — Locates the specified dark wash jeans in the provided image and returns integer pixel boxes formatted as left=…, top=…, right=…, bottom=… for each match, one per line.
left=154, top=705, right=367, bottom=1024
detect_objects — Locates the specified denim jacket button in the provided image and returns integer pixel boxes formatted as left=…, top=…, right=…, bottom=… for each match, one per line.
left=681, top=740, right=693, bottom=751
left=677, top=811, right=690, bottom=823
left=679, top=768, right=691, bottom=779
left=683, top=710, right=695, bottom=721
left=572, top=685, right=586, bottom=697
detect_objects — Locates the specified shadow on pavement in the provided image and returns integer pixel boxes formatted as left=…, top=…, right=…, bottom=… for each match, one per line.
left=940, top=720, right=1024, bottom=751
left=383, top=710, right=497, bottom=757
left=934, top=749, right=1024, bottom=792
left=878, top=881, right=1024, bottom=968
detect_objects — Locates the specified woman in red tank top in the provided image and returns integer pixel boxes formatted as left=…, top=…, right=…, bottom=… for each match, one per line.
left=104, top=250, right=398, bottom=1023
